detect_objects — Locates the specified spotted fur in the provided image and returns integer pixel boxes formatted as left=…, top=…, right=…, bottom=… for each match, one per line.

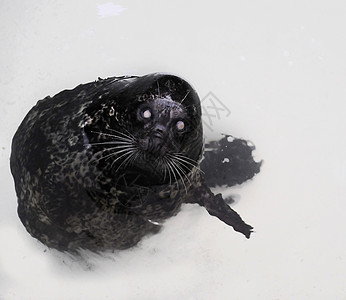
left=10, top=73, right=254, bottom=251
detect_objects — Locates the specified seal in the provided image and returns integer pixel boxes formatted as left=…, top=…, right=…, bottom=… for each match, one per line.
left=10, top=73, right=257, bottom=251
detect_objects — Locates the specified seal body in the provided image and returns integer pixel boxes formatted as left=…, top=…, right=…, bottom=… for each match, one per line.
left=10, top=73, right=255, bottom=251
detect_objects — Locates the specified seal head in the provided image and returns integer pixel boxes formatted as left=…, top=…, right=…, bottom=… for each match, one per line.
left=84, top=73, right=203, bottom=187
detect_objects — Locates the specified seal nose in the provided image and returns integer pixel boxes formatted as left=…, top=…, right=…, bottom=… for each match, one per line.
left=152, top=124, right=166, bottom=139
left=150, top=124, right=167, bottom=156
left=139, top=136, right=164, bottom=155
left=138, top=124, right=167, bottom=156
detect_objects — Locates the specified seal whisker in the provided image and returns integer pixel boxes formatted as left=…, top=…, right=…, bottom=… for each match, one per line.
left=170, top=158, right=188, bottom=193
left=163, top=157, right=174, bottom=187
left=165, top=157, right=181, bottom=192
left=110, top=150, right=136, bottom=169
left=115, top=150, right=136, bottom=173
left=89, top=141, right=135, bottom=146
left=95, top=144, right=136, bottom=156
left=102, top=135, right=134, bottom=143
left=171, top=153, right=204, bottom=174
left=178, top=159, right=204, bottom=175
left=90, top=130, right=134, bottom=143
left=128, top=150, right=141, bottom=167
left=161, top=158, right=168, bottom=183
left=92, top=135, right=134, bottom=143
left=121, top=128, right=138, bottom=143
left=106, top=147, right=137, bottom=159
left=105, top=128, right=136, bottom=142
left=162, top=157, right=172, bottom=186
left=169, top=158, right=188, bottom=194
left=168, top=153, right=197, bottom=167
left=180, top=90, right=190, bottom=104
left=110, top=127, right=136, bottom=141
left=172, top=153, right=198, bottom=164
left=95, top=146, right=137, bottom=163
left=170, top=157, right=191, bottom=186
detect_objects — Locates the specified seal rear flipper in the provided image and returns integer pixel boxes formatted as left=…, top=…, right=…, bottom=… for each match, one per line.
left=187, top=184, right=253, bottom=238
left=201, top=135, right=262, bottom=188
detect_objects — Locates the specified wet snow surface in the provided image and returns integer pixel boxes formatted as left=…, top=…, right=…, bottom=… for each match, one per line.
left=1, top=1, right=346, bottom=299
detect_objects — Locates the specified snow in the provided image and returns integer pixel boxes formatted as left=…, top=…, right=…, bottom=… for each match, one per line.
left=97, top=3, right=127, bottom=18
left=1, top=0, right=345, bottom=299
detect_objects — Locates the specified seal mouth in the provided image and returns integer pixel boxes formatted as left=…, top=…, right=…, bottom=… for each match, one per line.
left=138, top=136, right=166, bottom=157
left=149, top=137, right=165, bottom=156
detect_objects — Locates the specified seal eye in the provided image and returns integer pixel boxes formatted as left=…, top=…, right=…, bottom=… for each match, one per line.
left=176, top=120, right=185, bottom=131
left=142, top=109, right=152, bottom=119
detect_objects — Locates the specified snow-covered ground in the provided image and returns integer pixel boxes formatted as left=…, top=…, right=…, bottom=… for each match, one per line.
left=1, top=1, right=345, bottom=299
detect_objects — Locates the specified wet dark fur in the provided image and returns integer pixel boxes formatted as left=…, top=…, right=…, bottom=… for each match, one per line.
left=10, top=73, right=260, bottom=251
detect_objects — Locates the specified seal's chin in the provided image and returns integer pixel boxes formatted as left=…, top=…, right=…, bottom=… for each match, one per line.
left=136, top=152, right=167, bottom=173
left=132, top=148, right=195, bottom=187
left=123, top=159, right=168, bottom=187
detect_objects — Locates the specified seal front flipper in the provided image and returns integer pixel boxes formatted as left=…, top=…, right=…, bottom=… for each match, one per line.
left=187, top=183, right=253, bottom=238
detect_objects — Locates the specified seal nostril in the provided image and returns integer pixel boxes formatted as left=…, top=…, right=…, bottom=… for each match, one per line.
left=152, top=124, right=166, bottom=139
left=153, top=132, right=164, bottom=139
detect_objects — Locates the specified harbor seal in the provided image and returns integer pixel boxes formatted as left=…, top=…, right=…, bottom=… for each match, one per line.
left=10, top=73, right=259, bottom=251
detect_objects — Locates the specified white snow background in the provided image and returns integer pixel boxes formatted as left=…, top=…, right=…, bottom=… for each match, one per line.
left=1, top=1, right=345, bottom=299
